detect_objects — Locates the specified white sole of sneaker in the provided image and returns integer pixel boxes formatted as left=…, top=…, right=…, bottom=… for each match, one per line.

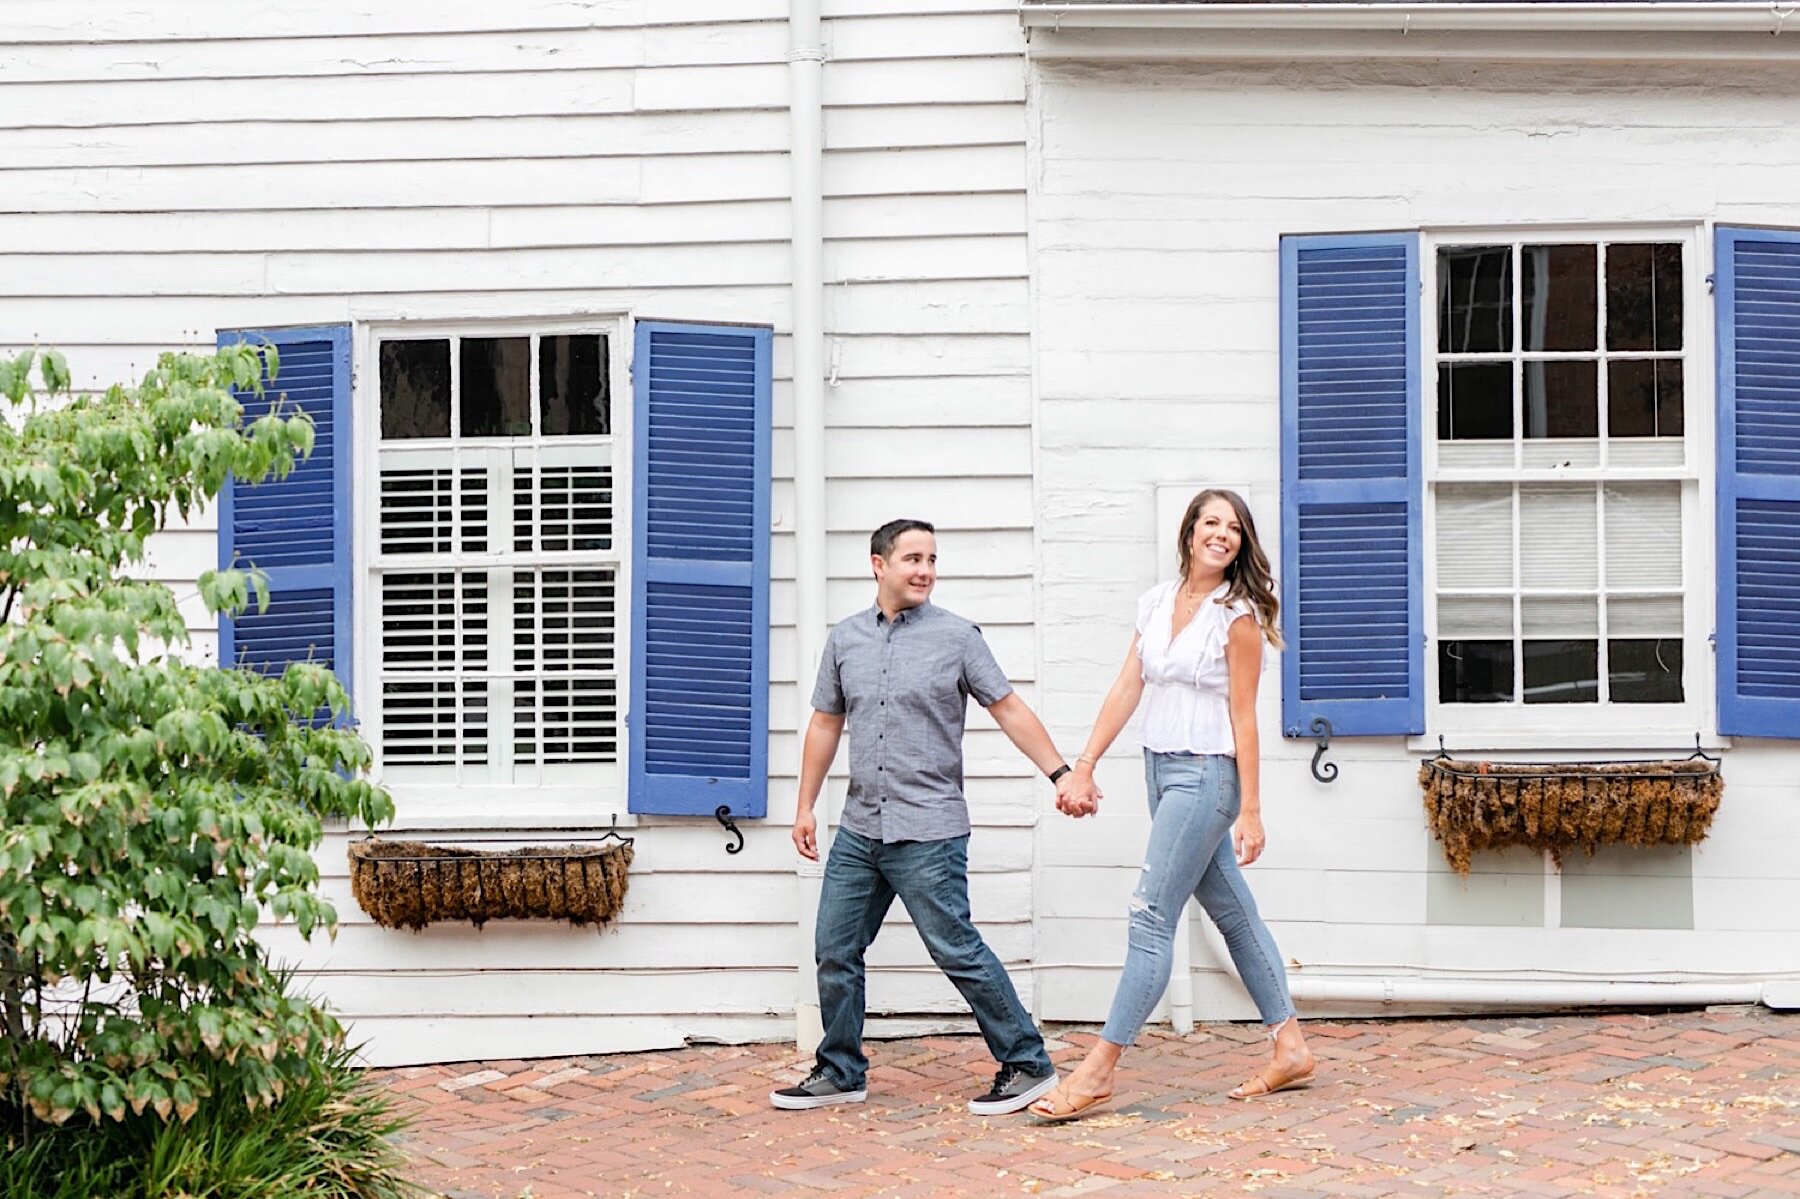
left=769, top=1088, right=868, bottom=1111
left=967, top=1072, right=1059, bottom=1115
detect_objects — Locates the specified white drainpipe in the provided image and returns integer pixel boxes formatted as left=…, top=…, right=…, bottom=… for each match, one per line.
left=790, top=0, right=828, bottom=1050
left=1286, top=976, right=1779, bottom=1009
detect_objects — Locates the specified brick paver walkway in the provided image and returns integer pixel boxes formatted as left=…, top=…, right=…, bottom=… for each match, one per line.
left=376, top=1009, right=1799, bottom=1198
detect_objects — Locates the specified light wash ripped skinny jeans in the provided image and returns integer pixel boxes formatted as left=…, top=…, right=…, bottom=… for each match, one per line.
left=1099, top=750, right=1297, bottom=1047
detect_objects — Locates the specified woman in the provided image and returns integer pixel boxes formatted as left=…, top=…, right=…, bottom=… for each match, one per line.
left=1030, top=488, right=1314, bottom=1123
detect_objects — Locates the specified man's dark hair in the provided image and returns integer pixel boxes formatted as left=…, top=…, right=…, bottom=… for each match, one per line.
left=871, top=518, right=935, bottom=559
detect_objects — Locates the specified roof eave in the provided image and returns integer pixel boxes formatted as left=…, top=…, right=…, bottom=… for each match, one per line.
left=1021, top=2, right=1800, bottom=35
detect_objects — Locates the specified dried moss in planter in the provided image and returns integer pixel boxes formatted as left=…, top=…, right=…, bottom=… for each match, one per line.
left=347, top=839, right=633, bottom=930
left=1418, top=757, right=1722, bottom=876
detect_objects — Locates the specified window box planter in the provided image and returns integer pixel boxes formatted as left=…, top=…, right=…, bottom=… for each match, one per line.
left=1418, top=754, right=1722, bottom=876
left=347, top=839, right=633, bottom=931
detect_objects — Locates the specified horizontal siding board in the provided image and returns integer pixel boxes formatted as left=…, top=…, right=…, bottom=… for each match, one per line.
left=0, top=25, right=791, bottom=86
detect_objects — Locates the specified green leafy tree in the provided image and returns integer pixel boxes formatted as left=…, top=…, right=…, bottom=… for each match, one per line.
left=0, top=345, right=393, bottom=1135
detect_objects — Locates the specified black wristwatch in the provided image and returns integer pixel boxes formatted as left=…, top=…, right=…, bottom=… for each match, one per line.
left=1047, top=764, right=1071, bottom=784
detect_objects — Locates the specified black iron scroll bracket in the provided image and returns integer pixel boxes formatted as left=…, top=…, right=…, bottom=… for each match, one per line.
left=715, top=805, right=744, bottom=855
left=598, top=814, right=634, bottom=848
left=1309, top=717, right=1338, bottom=784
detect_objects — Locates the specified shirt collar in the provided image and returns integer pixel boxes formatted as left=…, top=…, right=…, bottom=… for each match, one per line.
left=873, top=601, right=931, bottom=626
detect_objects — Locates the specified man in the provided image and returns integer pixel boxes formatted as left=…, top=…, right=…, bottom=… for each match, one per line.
left=771, top=518, right=1075, bottom=1115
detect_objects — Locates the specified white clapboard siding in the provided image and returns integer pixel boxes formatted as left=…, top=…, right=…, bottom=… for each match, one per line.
left=3, top=0, right=1033, bottom=1061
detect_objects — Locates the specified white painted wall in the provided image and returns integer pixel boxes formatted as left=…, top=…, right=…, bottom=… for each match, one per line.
left=1029, top=56, right=1800, bottom=1022
left=0, top=0, right=1035, bottom=1065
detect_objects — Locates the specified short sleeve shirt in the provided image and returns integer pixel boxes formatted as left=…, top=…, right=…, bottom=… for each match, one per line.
left=811, top=602, right=1013, bottom=843
left=1134, top=580, right=1256, bottom=756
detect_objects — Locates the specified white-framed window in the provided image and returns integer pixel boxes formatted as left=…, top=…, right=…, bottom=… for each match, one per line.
left=361, top=319, right=628, bottom=804
left=1424, top=228, right=1710, bottom=738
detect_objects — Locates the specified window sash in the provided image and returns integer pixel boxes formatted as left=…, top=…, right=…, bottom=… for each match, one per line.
left=363, top=323, right=627, bottom=789
left=1421, top=229, right=1708, bottom=733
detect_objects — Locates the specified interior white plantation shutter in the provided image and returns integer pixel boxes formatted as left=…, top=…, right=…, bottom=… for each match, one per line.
left=1715, top=227, right=1800, bottom=737
left=1279, top=234, right=1425, bottom=737
left=628, top=322, right=771, bottom=818
left=217, top=325, right=353, bottom=703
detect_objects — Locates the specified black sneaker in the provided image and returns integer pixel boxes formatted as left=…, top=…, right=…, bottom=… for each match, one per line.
left=769, top=1066, right=868, bottom=1110
left=968, top=1065, right=1058, bottom=1115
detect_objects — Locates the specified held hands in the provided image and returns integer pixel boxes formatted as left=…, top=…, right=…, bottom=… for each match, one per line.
left=1055, top=768, right=1102, bottom=818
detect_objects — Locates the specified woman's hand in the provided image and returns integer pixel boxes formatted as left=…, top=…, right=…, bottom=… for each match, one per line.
left=1233, top=809, right=1266, bottom=865
left=1057, top=770, right=1102, bottom=818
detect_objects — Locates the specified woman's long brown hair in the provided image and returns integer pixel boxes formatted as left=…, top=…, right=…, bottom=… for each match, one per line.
left=1176, top=488, right=1284, bottom=649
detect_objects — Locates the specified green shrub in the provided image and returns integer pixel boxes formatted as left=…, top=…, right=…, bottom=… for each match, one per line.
left=0, top=1037, right=417, bottom=1199
left=0, top=347, right=395, bottom=1159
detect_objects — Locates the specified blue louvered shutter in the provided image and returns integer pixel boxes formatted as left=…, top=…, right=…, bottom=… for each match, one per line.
left=1715, top=228, right=1800, bottom=738
left=216, top=324, right=354, bottom=700
left=1279, top=234, right=1424, bottom=737
left=628, top=322, right=772, bottom=816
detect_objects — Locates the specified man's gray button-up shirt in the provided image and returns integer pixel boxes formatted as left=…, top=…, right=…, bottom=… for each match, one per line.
left=810, top=602, right=1013, bottom=843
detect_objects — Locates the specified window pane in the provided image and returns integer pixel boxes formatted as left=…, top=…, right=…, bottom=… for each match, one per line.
left=1604, top=482, right=1681, bottom=589
left=1609, top=638, right=1683, bottom=704
left=1523, top=360, right=1597, bottom=439
left=1438, top=363, right=1513, bottom=441
left=1523, top=639, right=1598, bottom=704
left=514, top=568, right=619, bottom=764
left=1608, top=359, right=1684, bottom=438
left=1521, top=244, right=1597, bottom=351
left=380, top=340, right=450, bottom=439
left=1606, top=242, right=1683, bottom=351
left=1521, top=483, right=1596, bottom=589
left=1438, top=245, right=1513, bottom=353
left=1438, top=595, right=1513, bottom=639
left=1608, top=594, right=1681, bottom=637
left=1522, top=595, right=1597, bottom=638
left=515, top=462, right=614, bottom=553
left=1440, top=640, right=1513, bottom=703
left=541, top=334, right=610, bottom=436
left=1437, top=483, right=1513, bottom=588
left=461, top=337, right=532, bottom=437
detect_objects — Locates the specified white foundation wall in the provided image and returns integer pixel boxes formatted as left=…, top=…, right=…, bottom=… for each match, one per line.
left=0, top=0, right=1036, bottom=1065
left=1028, top=57, right=1800, bottom=1023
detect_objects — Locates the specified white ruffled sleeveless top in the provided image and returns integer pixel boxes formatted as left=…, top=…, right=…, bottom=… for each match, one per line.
left=1134, top=580, right=1256, bottom=756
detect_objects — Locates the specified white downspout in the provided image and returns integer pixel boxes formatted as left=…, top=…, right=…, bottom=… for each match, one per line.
left=790, top=0, right=828, bottom=1050
left=1286, top=976, right=1778, bottom=1009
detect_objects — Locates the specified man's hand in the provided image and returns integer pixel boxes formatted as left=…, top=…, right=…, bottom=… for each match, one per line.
left=1056, top=771, right=1102, bottom=818
left=793, top=809, right=819, bottom=861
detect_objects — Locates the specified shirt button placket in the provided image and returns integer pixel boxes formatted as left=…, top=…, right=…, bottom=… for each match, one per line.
left=878, top=622, right=891, bottom=832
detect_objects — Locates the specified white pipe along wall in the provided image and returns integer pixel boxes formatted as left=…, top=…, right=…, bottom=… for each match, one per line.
left=789, top=0, right=828, bottom=1050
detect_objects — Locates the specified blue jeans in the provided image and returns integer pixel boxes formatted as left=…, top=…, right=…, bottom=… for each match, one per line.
left=814, top=829, right=1052, bottom=1090
left=1099, top=751, right=1297, bottom=1046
